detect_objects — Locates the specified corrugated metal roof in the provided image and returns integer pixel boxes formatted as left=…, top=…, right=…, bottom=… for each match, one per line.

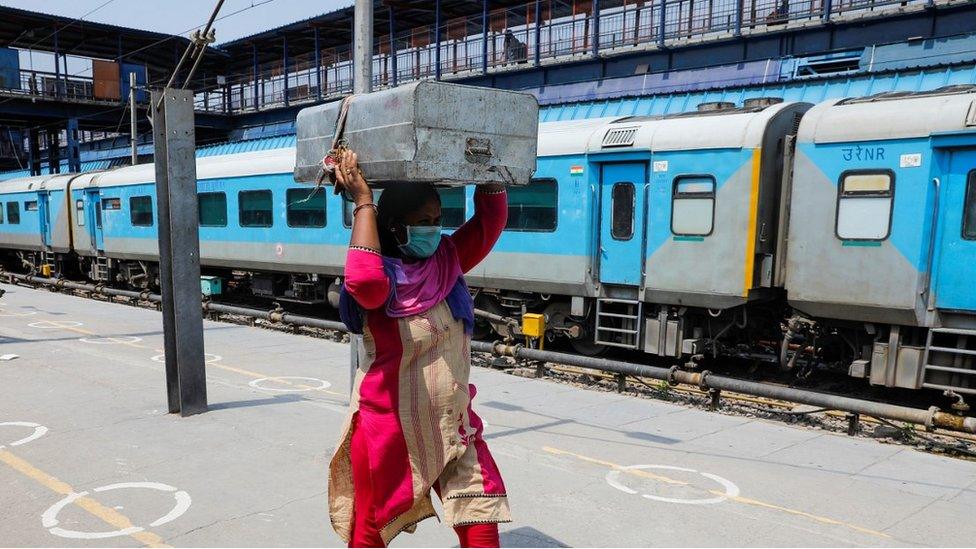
left=539, top=64, right=976, bottom=122
left=196, top=135, right=296, bottom=157
left=73, top=135, right=297, bottom=168
left=0, top=160, right=111, bottom=182
left=533, top=60, right=784, bottom=105
left=862, top=33, right=976, bottom=73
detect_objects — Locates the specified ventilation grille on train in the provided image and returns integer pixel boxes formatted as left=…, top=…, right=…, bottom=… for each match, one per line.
left=602, top=127, right=638, bottom=148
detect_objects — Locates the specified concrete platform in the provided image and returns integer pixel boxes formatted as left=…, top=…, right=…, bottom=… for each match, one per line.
left=1, top=284, right=975, bottom=547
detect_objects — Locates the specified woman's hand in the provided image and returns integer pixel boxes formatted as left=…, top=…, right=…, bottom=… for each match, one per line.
left=334, top=149, right=373, bottom=205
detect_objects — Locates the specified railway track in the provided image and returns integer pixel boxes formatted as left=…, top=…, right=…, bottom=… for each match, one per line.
left=5, top=271, right=976, bottom=459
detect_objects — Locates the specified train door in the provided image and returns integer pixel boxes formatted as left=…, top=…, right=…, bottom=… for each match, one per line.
left=38, top=192, right=52, bottom=247
left=935, top=148, right=976, bottom=311
left=598, top=162, right=646, bottom=286
left=85, top=189, right=104, bottom=251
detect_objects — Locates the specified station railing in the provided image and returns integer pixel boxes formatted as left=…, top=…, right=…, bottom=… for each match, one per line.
left=0, top=70, right=98, bottom=102
left=0, top=0, right=936, bottom=116
left=191, top=0, right=935, bottom=115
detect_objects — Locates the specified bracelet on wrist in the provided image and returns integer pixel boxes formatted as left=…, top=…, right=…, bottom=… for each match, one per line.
left=349, top=245, right=380, bottom=255
left=353, top=202, right=378, bottom=216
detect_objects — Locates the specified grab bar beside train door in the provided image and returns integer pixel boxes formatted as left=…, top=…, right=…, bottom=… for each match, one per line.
left=924, top=177, right=941, bottom=313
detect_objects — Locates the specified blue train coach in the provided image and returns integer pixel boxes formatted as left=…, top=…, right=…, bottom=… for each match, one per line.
left=785, top=87, right=976, bottom=395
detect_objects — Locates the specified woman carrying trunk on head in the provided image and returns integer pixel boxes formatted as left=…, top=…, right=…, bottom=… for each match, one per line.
left=328, top=149, right=511, bottom=548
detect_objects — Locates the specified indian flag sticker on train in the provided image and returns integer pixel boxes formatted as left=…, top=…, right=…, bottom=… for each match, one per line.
left=570, top=166, right=584, bottom=177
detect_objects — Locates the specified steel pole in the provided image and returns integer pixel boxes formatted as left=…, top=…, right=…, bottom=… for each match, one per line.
left=129, top=72, right=138, bottom=165
left=354, top=0, right=373, bottom=94
left=152, top=89, right=208, bottom=417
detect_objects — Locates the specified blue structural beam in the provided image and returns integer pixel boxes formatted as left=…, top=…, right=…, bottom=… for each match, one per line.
left=481, top=0, right=489, bottom=75
left=282, top=35, right=289, bottom=107
left=389, top=7, right=398, bottom=87
left=53, top=31, right=61, bottom=98
left=46, top=130, right=59, bottom=174
left=253, top=44, right=260, bottom=110
left=534, top=0, right=541, bottom=67
left=27, top=130, right=40, bottom=177
left=658, top=0, right=666, bottom=47
left=435, top=0, right=442, bottom=80
left=592, top=0, right=600, bottom=57
left=734, top=0, right=744, bottom=36
left=314, top=27, right=322, bottom=101
left=66, top=118, right=80, bottom=173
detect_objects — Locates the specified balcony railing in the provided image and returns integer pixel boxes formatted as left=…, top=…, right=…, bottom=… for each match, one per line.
left=193, top=0, right=935, bottom=115
left=0, top=0, right=939, bottom=117
left=0, top=70, right=99, bottom=102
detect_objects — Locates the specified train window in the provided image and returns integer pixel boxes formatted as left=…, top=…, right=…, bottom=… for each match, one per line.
left=964, top=171, right=976, bottom=240
left=287, top=188, right=327, bottom=228
left=239, top=190, right=273, bottom=227
left=439, top=187, right=465, bottom=229
left=199, top=192, right=227, bottom=227
left=506, top=178, right=557, bottom=232
left=836, top=171, right=894, bottom=241
left=671, top=176, right=715, bottom=236
left=25, top=201, right=38, bottom=211
left=130, top=196, right=153, bottom=227
left=342, top=190, right=383, bottom=228
left=611, top=183, right=635, bottom=240
left=76, top=199, right=85, bottom=226
left=101, top=198, right=121, bottom=211
left=0, top=203, right=4, bottom=223
left=6, top=201, right=19, bottom=224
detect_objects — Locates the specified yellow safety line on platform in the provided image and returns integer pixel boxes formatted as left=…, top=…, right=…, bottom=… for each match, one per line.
left=60, top=324, right=153, bottom=350
left=207, top=360, right=348, bottom=397
left=542, top=446, right=687, bottom=484
left=542, top=446, right=890, bottom=539
left=0, top=449, right=171, bottom=548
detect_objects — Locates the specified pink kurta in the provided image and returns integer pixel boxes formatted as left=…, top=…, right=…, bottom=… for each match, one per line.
left=329, top=190, right=510, bottom=545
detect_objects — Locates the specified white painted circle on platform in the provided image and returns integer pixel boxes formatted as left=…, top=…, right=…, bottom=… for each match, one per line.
left=150, top=353, right=222, bottom=364
left=28, top=320, right=82, bottom=329
left=42, top=482, right=191, bottom=539
left=78, top=336, right=142, bottom=345
left=0, top=422, right=48, bottom=449
left=606, top=464, right=739, bottom=505
left=0, top=308, right=37, bottom=317
left=248, top=376, right=331, bottom=392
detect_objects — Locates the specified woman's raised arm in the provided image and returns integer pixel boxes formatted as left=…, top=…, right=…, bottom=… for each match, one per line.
left=448, top=184, right=508, bottom=274
left=337, top=150, right=389, bottom=309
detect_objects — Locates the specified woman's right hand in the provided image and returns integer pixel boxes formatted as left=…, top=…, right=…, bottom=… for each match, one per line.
left=334, top=149, right=372, bottom=205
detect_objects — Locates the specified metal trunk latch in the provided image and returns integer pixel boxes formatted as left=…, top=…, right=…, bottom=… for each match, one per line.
left=465, top=137, right=493, bottom=164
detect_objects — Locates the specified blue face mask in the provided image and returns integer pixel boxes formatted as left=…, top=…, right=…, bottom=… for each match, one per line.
left=398, top=225, right=442, bottom=259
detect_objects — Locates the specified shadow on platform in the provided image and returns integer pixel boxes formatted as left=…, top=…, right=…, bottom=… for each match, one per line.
left=500, top=526, right=569, bottom=548
left=209, top=393, right=303, bottom=411
left=481, top=400, right=681, bottom=445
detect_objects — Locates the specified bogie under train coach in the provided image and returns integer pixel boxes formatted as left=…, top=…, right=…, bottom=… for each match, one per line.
left=1, top=86, right=975, bottom=397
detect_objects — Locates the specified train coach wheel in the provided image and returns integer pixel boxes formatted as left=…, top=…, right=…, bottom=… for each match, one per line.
left=570, top=337, right=607, bottom=357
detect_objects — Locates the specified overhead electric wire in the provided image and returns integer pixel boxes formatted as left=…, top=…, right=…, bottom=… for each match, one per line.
left=9, top=0, right=120, bottom=51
